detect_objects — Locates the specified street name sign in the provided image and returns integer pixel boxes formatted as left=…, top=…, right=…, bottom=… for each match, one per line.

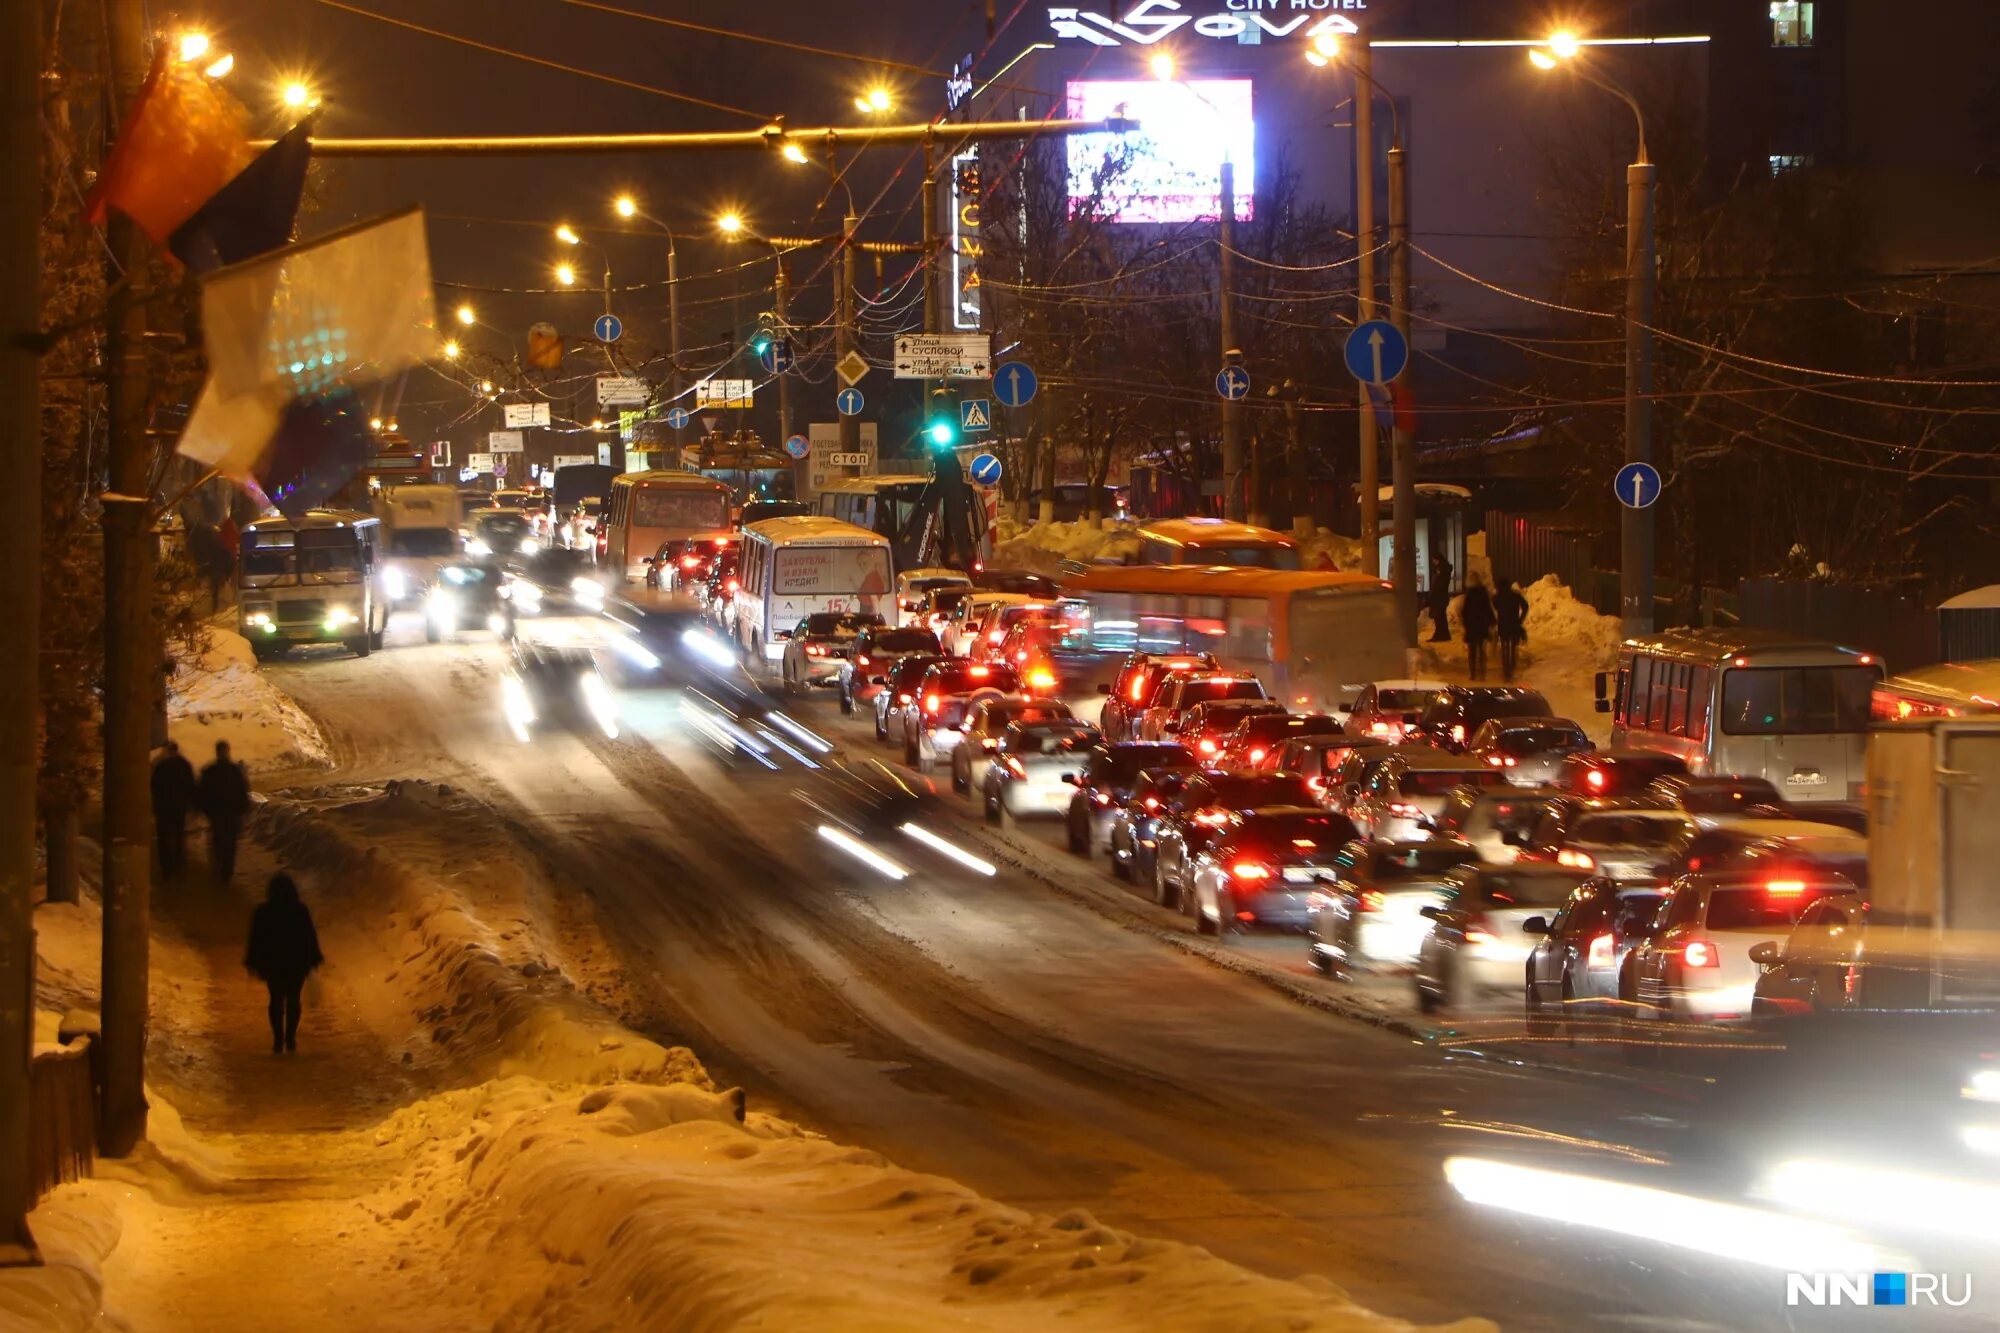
left=894, top=333, right=992, bottom=380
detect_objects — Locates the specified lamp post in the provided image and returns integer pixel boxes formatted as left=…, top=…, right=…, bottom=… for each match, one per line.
left=1531, top=35, right=1655, bottom=634
left=612, top=194, right=684, bottom=438
left=555, top=223, right=613, bottom=316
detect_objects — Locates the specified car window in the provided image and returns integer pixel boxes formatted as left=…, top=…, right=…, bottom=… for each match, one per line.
left=1435, top=789, right=1476, bottom=835
left=1368, top=843, right=1476, bottom=880
left=1704, top=885, right=1853, bottom=931
left=1662, top=889, right=1704, bottom=929
left=1477, top=870, right=1586, bottom=908
left=1400, top=769, right=1498, bottom=796
left=1613, top=894, right=1667, bottom=936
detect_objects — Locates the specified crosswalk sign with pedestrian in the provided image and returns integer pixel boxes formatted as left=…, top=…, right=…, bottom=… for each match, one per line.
left=960, top=398, right=992, bottom=433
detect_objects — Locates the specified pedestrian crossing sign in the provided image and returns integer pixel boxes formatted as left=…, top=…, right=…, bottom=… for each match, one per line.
left=960, top=398, right=992, bottom=433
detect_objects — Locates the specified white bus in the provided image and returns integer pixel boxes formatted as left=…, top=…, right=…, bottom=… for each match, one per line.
left=236, top=509, right=387, bottom=660
left=602, top=470, right=734, bottom=583
left=733, top=516, right=893, bottom=666
left=1599, top=628, right=1882, bottom=803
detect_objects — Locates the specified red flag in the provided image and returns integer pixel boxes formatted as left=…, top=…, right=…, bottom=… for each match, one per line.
left=85, top=49, right=254, bottom=245
left=1392, top=380, right=1419, bottom=435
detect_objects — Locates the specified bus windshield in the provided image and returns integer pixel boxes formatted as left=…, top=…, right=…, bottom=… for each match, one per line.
left=1186, top=543, right=1301, bottom=570
left=632, top=487, right=729, bottom=530
left=1721, top=666, right=1875, bottom=735
left=297, top=530, right=362, bottom=575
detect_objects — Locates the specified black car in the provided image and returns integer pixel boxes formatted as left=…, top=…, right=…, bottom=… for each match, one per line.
left=1557, top=749, right=1691, bottom=798
left=1096, top=651, right=1221, bottom=743
left=1522, top=876, right=1672, bottom=1015
left=874, top=652, right=947, bottom=742
left=504, top=546, right=605, bottom=616
left=501, top=640, right=619, bottom=740
left=1064, top=742, right=1197, bottom=856
left=425, top=561, right=512, bottom=642
left=1411, top=685, right=1554, bottom=752
left=1150, top=771, right=1320, bottom=910
left=842, top=624, right=946, bottom=715
left=1108, top=767, right=1196, bottom=886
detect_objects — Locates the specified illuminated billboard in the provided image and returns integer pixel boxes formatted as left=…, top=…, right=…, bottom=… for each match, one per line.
left=1066, top=79, right=1254, bottom=225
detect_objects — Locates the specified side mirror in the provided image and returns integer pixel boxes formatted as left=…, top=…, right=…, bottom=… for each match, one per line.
left=1097, top=682, right=1113, bottom=695
left=1162, top=721, right=1181, bottom=734
left=1748, top=941, right=1783, bottom=967
left=1339, top=702, right=1355, bottom=715
left=1594, top=670, right=1609, bottom=701
left=1060, top=773, right=1079, bottom=785
left=1521, top=916, right=1550, bottom=937
left=1595, top=698, right=1612, bottom=714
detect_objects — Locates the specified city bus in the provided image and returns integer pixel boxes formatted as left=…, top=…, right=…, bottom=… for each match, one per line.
left=1133, top=518, right=1301, bottom=570
left=1063, top=565, right=1404, bottom=712
left=680, top=439, right=797, bottom=505
left=733, top=516, right=893, bottom=666
left=236, top=509, right=387, bottom=660
left=1599, top=628, right=1883, bottom=802
left=817, top=475, right=934, bottom=564
left=1871, top=660, right=2000, bottom=721
left=602, top=470, right=734, bottom=583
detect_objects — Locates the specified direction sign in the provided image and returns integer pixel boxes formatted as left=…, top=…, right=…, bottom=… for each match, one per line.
left=759, top=339, right=793, bottom=375
left=960, top=399, right=993, bottom=433
left=1614, top=461, right=1663, bottom=510
left=664, top=407, right=690, bottom=430
left=467, top=452, right=494, bottom=473
left=503, top=401, right=551, bottom=429
left=836, top=350, right=871, bottom=387
left=784, top=434, right=810, bottom=460
left=594, top=312, right=623, bottom=343
left=596, top=375, right=649, bottom=406
left=1215, top=366, right=1251, bottom=401
left=993, top=361, right=1038, bottom=408
left=551, top=454, right=595, bottom=470
left=969, top=453, right=1003, bottom=485
left=695, top=378, right=755, bottom=410
left=893, top=333, right=991, bottom=380
left=1344, top=320, right=1409, bottom=386
left=835, top=387, right=865, bottom=417
left=487, top=430, right=525, bottom=453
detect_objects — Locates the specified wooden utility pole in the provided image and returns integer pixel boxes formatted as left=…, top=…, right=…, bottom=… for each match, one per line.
left=1219, top=160, right=1244, bottom=523
left=0, top=0, right=43, bottom=1261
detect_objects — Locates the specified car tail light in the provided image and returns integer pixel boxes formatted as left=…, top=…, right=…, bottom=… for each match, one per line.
left=1028, top=668, right=1056, bottom=692
left=1198, top=738, right=1218, bottom=756
left=1249, top=747, right=1266, bottom=764
left=681, top=555, right=701, bottom=569
left=924, top=694, right=940, bottom=713
left=1091, top=791, right=1113, bottom=807
left=897, top=692, right=912, bottom=704
left=1359, top=890, right=1386, bottom=912
left=1142, top=796, right=1160, bottom=811
left=1463, top=914, right=1497, bottom=947
left=1305, top=776, right=1327, bottom=797
left=1369, top=721, right=1393, bottom=737
left=1585, top=769, right=1608, bottom=792
left=1128, top=678, right=1147, bottom=703
left=968, top=666, right=990, bottom=678
left=1449, top=724, right=1465, bottom=744
left=989, top=630, right=1004, bottom=643
left=1682, top=939, right=1720, bottom=968
left=1766, top=879, right=1807, bottom=896
left=1586, top=932, right=1615, bottom=969
left=1388, top=802, right=1423, bottom=819
left=805, top=644, right=824, bottom=657
left=1230, top=861, right=1273, bottom=883
left=856, top=655, right=871, bottom=669
left=1486, top=755, right=1504, bottom=767
left=1193, top=810, right=1229, bottom=827
left=1004, top=757, right=1027, bottom=779
left=981, top=738, right=998, bottom=750
left=1556, top=849, right=1595, bottom=870
left=726, top=578, right=738, bottom=593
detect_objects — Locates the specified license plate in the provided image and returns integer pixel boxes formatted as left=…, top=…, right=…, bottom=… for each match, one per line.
left=1786, top=770, right=1828, bottom=788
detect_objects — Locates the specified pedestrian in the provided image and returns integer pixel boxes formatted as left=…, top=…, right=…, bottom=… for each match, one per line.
left=244, top=873, right=323, bottom=1054
left=1494, top=577, right=1530, bottom=682
left=197, top=740, right=252, bottom=883
left=1460, top=577, right=1495, bottom=681
left=1427, top=551, right=1454, bottom=643
left=150, top=740, right=197, bottom=878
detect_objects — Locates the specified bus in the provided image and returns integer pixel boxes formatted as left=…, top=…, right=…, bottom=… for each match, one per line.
left=602, top=470, right=734, bottom=583
left=1063, top=565, right=1404, bottom=712
left=680, top=439, right=797, bottom=505
left=1599, top=628, right=1882, bottom=802
left=1871, top=660, right=2000, bottom=722
left=1133, top=518, right=1301, bottom=570
left=733, top=516, right=893, bottom=667
left=818, top=475, right=932, bottom=561
left=236, top=509, right=388, bottom=660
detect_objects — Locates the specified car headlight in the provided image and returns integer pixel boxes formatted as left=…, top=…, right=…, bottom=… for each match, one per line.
left=430, top=591, right=459, bottom=621
left=244, top=609, right=272, bottom=627
left=381, top=568, right=407, bottom=599
left=322, top=607, right=359, bottom=630
left=520, top=540, right=540, bottom=556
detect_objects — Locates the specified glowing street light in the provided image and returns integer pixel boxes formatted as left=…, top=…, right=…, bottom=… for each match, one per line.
left=1148, top=51, right=1175, bottom=81
left=555, top=223, right=582, bottom=246
left=554, top=262, right=577, bottom=287
left=204, top=54, right=234, bottom=79
left=178, top=32, right=211, bottom=63
left=779, top=140, right=809, bottom=165
left=441, top=339, right=461, bottom=360
left=281, top=80, right=318, bottom=109
left=855, top=86, right=893, bottom=114
left=455, top=304, right=476, bottom=327
left=478, top=380, right=495, bottom=395
left=613, top=195, right=637, bottom=219
left=1305, top=31, right=1340, bottom=68
left=716, top=211, right=743, bottom=236
left=369, top=417, right=383, bottom=431
left=1549, top=29, right=1582, bottom=59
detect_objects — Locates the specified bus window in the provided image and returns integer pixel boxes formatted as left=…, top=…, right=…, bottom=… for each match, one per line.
left=1226, top=597, right=1271, bottom=658
left=632, top=487, right=728, bottom=530
left=1721, top=666, right=1875, bottom=735
left=1687, top=666, right=1712, bottom=740
left=1648, top=659, right=1673, bottom=730
left=1666, top=663, right=1689, bottom=735
left=1629, top=657, right=1654, bottom=728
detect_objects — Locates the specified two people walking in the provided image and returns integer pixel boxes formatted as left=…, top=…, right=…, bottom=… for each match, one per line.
left=151, top=739, right=250, bottom=882
left=1460, top=576, right=1530, bottom=682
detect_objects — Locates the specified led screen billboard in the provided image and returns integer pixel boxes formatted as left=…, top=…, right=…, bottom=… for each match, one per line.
left=1065, top=79, right=1255, bottom=224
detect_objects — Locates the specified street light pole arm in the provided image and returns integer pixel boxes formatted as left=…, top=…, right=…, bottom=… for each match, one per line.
left=1347, top=56, right=1403, bottom=150
left=1568, top=64, right=1648, bottom=164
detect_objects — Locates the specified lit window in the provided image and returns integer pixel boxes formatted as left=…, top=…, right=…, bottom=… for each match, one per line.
left=1769, top=153, right=1814, bottom=175
left=1770, top=1, right=1815, bottom=47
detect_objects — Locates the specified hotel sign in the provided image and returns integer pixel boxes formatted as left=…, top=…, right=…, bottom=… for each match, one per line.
left=1049, top=0, right=1368, bottom=46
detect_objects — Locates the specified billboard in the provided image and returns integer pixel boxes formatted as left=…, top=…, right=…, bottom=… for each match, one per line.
left=1066, top=78, right=1254, bottom=224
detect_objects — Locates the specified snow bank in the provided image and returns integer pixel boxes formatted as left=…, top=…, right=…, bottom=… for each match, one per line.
left=1418, top=574, right=1624, bottom=741
left=169, top=629, right=331, bottom=773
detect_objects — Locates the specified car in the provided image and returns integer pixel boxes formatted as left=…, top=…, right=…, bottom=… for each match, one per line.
left=466, top=506, right=539, bottom=559
left=1258, top=735, right=1391, bottom=797
left=841, top=624, right=944, bottom=715
left=1324, top=743, right=1415, bottom=816
left=1176, top=698, right=1290, bottom=764
left=695, top=545, right=740, bottom=622
left=894, top=568, right=973, bottom=628
left=1107, top=767, right=1198, bottom=886
left=874, top=653, right=947, bottom=742
left=915, top=585, right=976, bottom=640
left=1348, top=751, right=1510, bottom=843
left=1063, top=742, right=1197, bottom=856
left=1750, top=894, right=1871, bottom=1017
left=1557, top=749, right=1691, bottom=797
left=981, top=718, right=1101, bottom=822
left=780, top=611, right=881, bottom=694
left=1678, top=818, right=1869, bottom=887
left=995, top=618, right=1067, bottom=696
left=948, top=592, right=1035, bottom=657
left=1097, top=652, right=1222, bottom=743
left=1343, top=679, right=1449, bottom=743
left=1628, top=872, right=1863, bottom=1020
left=1466, top=717, right=1593, bottom=786
left=651, top=536, right=736, bottom=594
left=1520, top=803, right=1697, bottom=880
left=1138, top=672, right=1270, bottom=742
left=1411, top=685, right=1554, bottom=752
left=952, top=695, right=1075, bottom=796
left=900, top=660, right=1021, bottom=766
left=498, top=641, right=620, bottom=742
left=1645, top=773, right=1788, bottom=825
left=1219, top=712, right=1343, bottom=769
left=1184, top=808, right=1363, bottom=937
left=501, top=547, right=605, bottom=617
left=1305, top=841, right=1482, bottom=975
left=1521, top=877, right=1673, bottom=1015
left=425, top=561, right=514, bottom=642
left=1151, top=771, right=1320, bottom=912
left=969, top=601, right=1058, bottom=664
left=1413, top=862, right=1594, bottom=1011
left=1427, top=786, right=1565, bottom=866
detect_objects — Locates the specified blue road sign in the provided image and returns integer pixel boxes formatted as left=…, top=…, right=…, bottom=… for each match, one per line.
left=759, top=339, right=793, bottom=375
left=960, top=399, right=993, bottom=433
left=664, top=407, right=690, bottom=430
left=594, top=312, right=623, bottom=343
left=1344, top=320, right=1408, bottom=386
left=1215, top=365, right=1251, bottom=401
left=835, top=387, right=865, bottom=417
left=994, top=361, right=1038, bottom=408
left=969, top=453, right=1003, bottom=485
left=784, top=434, right=810, bottom=460
left=1614, top=461, right=1663, bottom=510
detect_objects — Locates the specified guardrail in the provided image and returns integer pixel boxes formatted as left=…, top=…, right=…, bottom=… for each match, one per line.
left=29, top=1034, right=96, bottom=1203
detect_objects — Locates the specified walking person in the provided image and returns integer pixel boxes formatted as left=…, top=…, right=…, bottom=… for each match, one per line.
left=1494, top=578, right=1530, bottom=683
left=1427, top=551, right=1454, bottom=643
left=244, top=874, right=323, bottom=1054
left=198, top=740, right=251, bottom=883
left=150, top=741, right=197, bottom=878
left=1460, top=577, right=1495, bottom=682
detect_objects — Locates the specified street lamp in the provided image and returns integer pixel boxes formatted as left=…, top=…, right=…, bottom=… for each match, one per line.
left=456, top=303, right=477, bottom=326
left=716, top=211, right=743, bottom=237
left=611, top=192, right=685, bottom=431
left=855, top=86, right=893, bottom=114
left=554, top=222, right=612, bottom=313
left=280, top=80, right=319, bottom=110
left=1530, top=35, right=1656, bottom=634
left=177, top=32, right=210, bottom=62
left=441, top=339, right=461, bottom=360
left=554, top=262, right=577, bottom=287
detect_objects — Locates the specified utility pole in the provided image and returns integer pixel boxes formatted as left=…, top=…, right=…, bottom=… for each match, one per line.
left=772, top=252, right=792, bottom=452
left=1624, top=157, right=1657, bottom=635
left=1218, top=159, right=1244, bottom=523
left=1353, top=42, right=1380, bottom=574
left=665, top=233, right=682, bottom=421
left=1388, top=144, right=1417, bottom=646
left=838, top=214, right=862, bottom=478
left=0, top=0, right=42, bottom=1260
left=921, top=142, right=940, bottom=335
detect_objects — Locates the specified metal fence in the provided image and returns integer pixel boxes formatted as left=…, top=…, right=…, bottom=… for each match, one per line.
left=1738, top=577, right=1940, bottom=672
left=29, top=1034, right=96, bottom=1204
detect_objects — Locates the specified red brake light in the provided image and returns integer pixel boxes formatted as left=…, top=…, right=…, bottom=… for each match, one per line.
left=1028, top=669, right=1056, bottom=691
left=681, top=556, right=701, bottom=569
left=1198, top=739, right=1218, bottom=755
left=897, top=692, right=912, bottom=704
left=1229, top=861, right=1272, bottom=882
left=1464, top=921, right=1497, bottom=946
left=989, top=630, right=1004, bottom=643
left=1387, top=802, right=1423, bottom=819
left=1585, top=769, right=1607, bottom=791
left=924, top=694, right=940, bottom=713
left=1128, top=678, right=1147, bottom=703
left=1485, top=755, right=1504, bottom=767
left=1766, top=879, right=1807, bottom=896
left=726, top=578, right=738, bottom=592
left=856, top=655, right=870, bottom=668
left=1360, top=890, right=1386, bottom=913
left=1142, top=796, right=1160, bottom=811
left=1193, top=810, right=1229, bottom=827
left=1249, top=747, right=1266, bottom=764
left=1004, top=757, right=1027, bottom=778
left=1369, top=721, right=1391, bottom=736
left=805, top=644, right=824, bottom=657
left=1305, top=776, right=1327, bottom=796
left=1586, top=933, right=1615, bottom=969
left=1683, top=939, right=1720, bottom=968
left=969, top=666, right=989, bottom=678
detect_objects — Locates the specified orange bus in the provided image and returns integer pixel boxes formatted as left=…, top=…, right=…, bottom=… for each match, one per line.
left=602, top=470, right=734, bottom=583
left=1133, top=518, right=1301, bottom=570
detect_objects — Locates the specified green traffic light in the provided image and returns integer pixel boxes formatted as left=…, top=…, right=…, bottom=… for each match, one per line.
left=752, top=335, right=773, bottom=354
left=927, top=421, right=956, bottom=447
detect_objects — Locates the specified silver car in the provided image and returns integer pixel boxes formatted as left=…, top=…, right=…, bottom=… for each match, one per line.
left=1427, top=786, right=1564, bottom=865
left=981, top=719, right=1099, bottom=823
left=1465, top=717, right=1593, bottom=787
left=1184, top=808, right=1361, bottom=937
left=1349, top=751, right=1509, bottom=843
left=1414, top=862, right=1592, bottom=1011
left=1307, top=840, right=1481, bottom=975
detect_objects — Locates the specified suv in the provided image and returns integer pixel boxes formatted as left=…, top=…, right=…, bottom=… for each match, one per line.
left=899, top=660, right=1021, bottom=765
left=1138, top=673, right=1269, bottom=742
left=1064, top=742, right=1196, bottom=856
left=1411, top=686, right=1554, bottom=752
left=1150, top=771, right=1318, bottom=911
left=1097, top=652, right=1220, bottom=742
left=1221, top=712, right=1342, bottom=768
left=1108, top=767, right=1198, bottom=886
left=841, top=624, right=943, bottom=715
left=874, top=653, right=946, bottom=742
left=1519, top=800, right=1697, bottom=880
left=969, top=601, right=1057, bottom=663
left=781, top=612, right=881, bottom=694
left=1466, top=717, right=1593, bottom=785
left=1349, top=751, right=1507, bottom=842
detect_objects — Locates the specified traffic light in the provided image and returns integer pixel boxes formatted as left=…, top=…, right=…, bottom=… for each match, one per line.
left=925, top=389, right=959, bottom=449
left=751, top=311, right=778, bottom=357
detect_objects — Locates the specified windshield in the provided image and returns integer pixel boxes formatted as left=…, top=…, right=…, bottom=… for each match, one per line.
left=1185, top=543, right=1301, bottom=570
left=741, top=500, right=811, bottom=525
left=994, top=703, right=1074, bottom=729
left=632, top=487, right=729, bottom=531
left=1400, top=768, right=1499, bottom=796
left=474, top=513, right=531, bottom=537
left=1704, top=885, right=1855, bottom=931
left=1178, top=679, right=1266, bottom=706
left=1463, top=869, right=1582, bottom=908
left=930, top=664, right=1020, bottom=695
left=1103, top=745, right=1195, bottom=781
left=1233, top=812, right=1356, bottom=851
left=1466, top=693, right=1553, bottom=727
left=1721, top=666, right=1875, bottom=736
left=297, top=529, right=361, bottom=575
left=1572, top=814, right=1687, bottom=847
left=1203, top=775, right=1314, bottom=808
left=930, top=589, right=972, bottom=614
left=1376, top=689, right=1433, bottom=713
left=1007, top=722, right=1094, bottom=754
left=242, top=531, right=294, bottom=577
left=1496, top=726, right=1587, bottom=754
left=390, top=529, right=458, bottom=558
left=437, top=565, right=494, bottom=587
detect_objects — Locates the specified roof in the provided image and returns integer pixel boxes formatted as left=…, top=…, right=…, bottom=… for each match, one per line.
left=898, top=568, right=972, bottom=584
left=1069, top=565, right=1389, bottom=598
left=612, top=469, right=732, bottom=488
left=1620, top=626, right=1874, bottom=665
left=246, top=508, right=378, bottom=532
left=1878, top=659, right=2000, bottom=704
left=1382, top=751, right=1491, bottom=771
left=1941, top=586, right=2000, bottom=611
left=1713, top=818, right=1863, bottom=843
left=742, top=515, right=887, bottom=546
left=1137, top=518, right=1297, bottom=547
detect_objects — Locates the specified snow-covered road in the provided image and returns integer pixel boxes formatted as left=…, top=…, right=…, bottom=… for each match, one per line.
left=264, top=617, right=1776, bottom=1329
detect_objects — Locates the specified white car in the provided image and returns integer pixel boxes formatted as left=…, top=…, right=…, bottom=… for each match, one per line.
left=1183, top=807, right=1356, bottom=937
left=1427, top=786, right=1565, bottom=866
left=1306, top=840, right=1480, bottom=974
left=949, top=592, right=1035, bottom=657
left=895, top=568, right=973, bottom=628
left=953, top=696, right=1076, bottom=798
left=1348, top=751, right=1508, bottom=843
left=980, top=719, right=1099, bottom=822
left=1341, top=679, right=1448, bottom=743
left=1630, top=873, right=1861, bottom=1020
left=1413, top=862, right=1593, bottom=1011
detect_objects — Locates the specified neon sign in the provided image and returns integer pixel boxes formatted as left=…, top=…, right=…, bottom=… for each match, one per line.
left=950, top=150, right=983, bottom=330
left=1048, top=0, right=1366, bottom=47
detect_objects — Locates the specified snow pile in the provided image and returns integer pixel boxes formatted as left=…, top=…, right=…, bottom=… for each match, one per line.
left=990, top=518, right=1141, bottom=574
left=1417, top=573, right=1624, bottom=740
left=1298, top=528, right=1367, bottom=572
left=169, top=629, right=331, bottom=773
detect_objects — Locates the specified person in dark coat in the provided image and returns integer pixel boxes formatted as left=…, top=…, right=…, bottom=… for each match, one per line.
left=1460, top=578, right=1495, bottom=681
left=1427, top=552, right=1454, bottom=643
left=1494, top=578, right=1531, bottom=682
left=197, top=740, right=251, bottom=883
left=151, top=741, right=198, bottom=877
left=245, top=873, right=323, bottom=1053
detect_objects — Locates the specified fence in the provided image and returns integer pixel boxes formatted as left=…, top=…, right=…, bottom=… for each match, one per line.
left=1738, top=577, right=1939, bottom=672
left=29, top=1034, right=96, bottom=1204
